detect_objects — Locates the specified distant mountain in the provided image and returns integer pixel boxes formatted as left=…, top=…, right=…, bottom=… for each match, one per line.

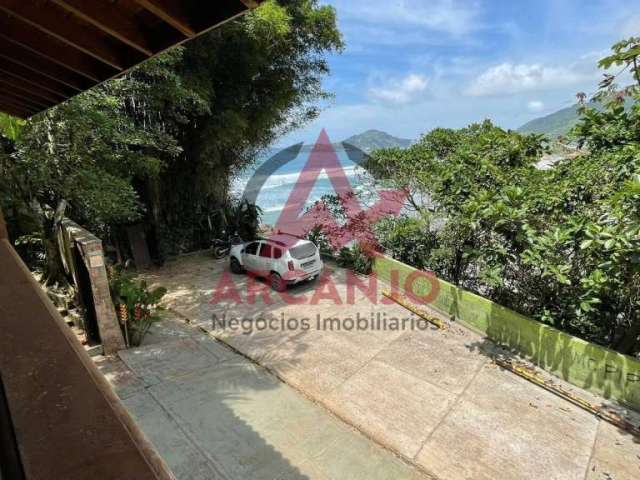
left=341, top=129, right=412, bottom=153
left=518, top=98, right=634, bottom=138
left=517, top=104, right=583, bottom=138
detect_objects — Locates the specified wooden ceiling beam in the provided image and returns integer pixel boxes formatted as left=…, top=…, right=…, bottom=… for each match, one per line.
left=0, top=90, right=49, bottom=110
left=0, top=0, right=132, bottom=70
left=0, top=55, right=81, bottom=94
left=0, top=41, right=92, bottom=92
left=187, top=1, right=248, bottom=42
left=0, top=77, right=64, bottom=104
left=50, top=0, right=154, bottom=56
left=0, top=102, right=30, bottom=118
left=0, top=0, right=263, bottom=118
left=0, top=96, right=34, bottom=111
left=133, top=0, right=196, bottom=38
left=238, top=0, right=260, bottom=8
left=0, top=107, right=28, bottom=119
left=0, top=95, right=39, bottom=114
left=0, top=15, right=116, bottom=82
left=0, top=63, right=75, bottom=98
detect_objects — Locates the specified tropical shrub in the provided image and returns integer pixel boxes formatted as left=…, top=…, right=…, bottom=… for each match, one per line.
left=374, top=216, right=437, bottom=270
left=351, top=243, right=374, bottom=275
left=225, top=199, right=263, bottom=241
left=335, top=247, right=354, bottom=268
left=335, top=244, right=373, bottom=275
left=306, top=225, right=334, bottom=258
left=109, top=267, right=167, bottom=347
left=304, top=192, right=378, bottom=274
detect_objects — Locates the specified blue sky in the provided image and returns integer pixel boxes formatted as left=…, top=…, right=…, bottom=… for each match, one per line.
left=278, top=0, right=640, bottom=145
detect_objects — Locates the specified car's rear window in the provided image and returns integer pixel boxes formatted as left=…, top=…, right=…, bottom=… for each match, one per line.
left=289, top=243, right=317, bottom=260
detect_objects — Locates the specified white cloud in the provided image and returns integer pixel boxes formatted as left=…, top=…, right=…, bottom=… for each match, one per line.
left=465, top=62, right=597, bottom=97
left=330, top=0, right=481, bottom=36
left=527, top=100, right=544, bottom=112
left=368, top=74, right=429, bottom=105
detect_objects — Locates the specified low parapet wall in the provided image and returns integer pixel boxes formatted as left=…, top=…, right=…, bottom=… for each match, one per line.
left=373, top=255, right=640, bottom=409
left=58, top=218, right=125, bottom=354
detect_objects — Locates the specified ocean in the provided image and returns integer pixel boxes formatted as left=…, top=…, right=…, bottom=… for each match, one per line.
left=232, top=145, right=371, bottom=226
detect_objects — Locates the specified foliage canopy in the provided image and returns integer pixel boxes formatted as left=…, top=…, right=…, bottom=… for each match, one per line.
left=366, top=37, right=640, bottom=356
left=0, top=0, right=342, bottom=276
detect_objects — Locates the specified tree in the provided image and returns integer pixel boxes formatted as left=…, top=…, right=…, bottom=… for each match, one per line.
left=150, top=0, right=343, bottom=256
left=2, top=49, right=197, bottom=284
left=2, top=0, right=342, bottom=281
left=367, top=121, right=546, bottom=286
left=364, top=37, right=640, bottom=356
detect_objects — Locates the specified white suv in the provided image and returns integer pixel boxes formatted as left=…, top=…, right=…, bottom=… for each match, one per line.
left=229, top=234, right=324, bottom=291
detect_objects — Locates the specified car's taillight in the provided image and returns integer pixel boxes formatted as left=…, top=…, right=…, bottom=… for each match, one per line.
left=288, top=260, right=294, bottom=271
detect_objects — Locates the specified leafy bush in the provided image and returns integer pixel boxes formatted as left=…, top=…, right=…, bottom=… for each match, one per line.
left=109, top=267, right=167, bottom=347
left=225, top=199, right=262, bottom=241
left=306, top=225, right=334, bottom=258
left=351, top=243, right=374, bottom=275
left=336, top=247, right=353, bottom=268
left=375, top=216, right=437, bottom=270
left=335, top=244, right=373, bottom=275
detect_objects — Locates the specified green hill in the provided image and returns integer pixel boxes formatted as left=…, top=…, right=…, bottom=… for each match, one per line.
left=517, top=104, right=582, bottom=138
left=341, top=129, right=412, bottom=153
left=518, top=98, right=634, bottom=138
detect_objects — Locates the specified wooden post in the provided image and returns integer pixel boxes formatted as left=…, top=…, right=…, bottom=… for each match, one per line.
left=0, top=206, right=8, bottom=240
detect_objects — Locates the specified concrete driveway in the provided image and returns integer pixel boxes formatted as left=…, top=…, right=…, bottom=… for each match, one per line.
left=96, top=318, right=427, bottom=480
left=135, top=252, right=640, bottom=480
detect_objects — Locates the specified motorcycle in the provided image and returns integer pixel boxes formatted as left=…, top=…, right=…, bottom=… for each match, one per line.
left=211, top=230, right=243, bottom=259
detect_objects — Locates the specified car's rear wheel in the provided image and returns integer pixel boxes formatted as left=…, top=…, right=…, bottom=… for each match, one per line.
left=230, top=257, right=244, bottom=274
left=270, top=272, right=286, bottom=292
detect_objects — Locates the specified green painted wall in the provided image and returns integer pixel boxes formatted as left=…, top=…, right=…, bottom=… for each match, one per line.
left=373, top=255, right=640, bottom=408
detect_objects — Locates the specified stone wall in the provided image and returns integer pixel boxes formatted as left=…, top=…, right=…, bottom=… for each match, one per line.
left=59, top=219, right=125, bottom=354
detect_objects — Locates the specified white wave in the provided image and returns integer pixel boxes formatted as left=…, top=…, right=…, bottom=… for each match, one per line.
left=261, top=206, right=285, bottom=213
left=240, top=165, right=362, bottom=191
